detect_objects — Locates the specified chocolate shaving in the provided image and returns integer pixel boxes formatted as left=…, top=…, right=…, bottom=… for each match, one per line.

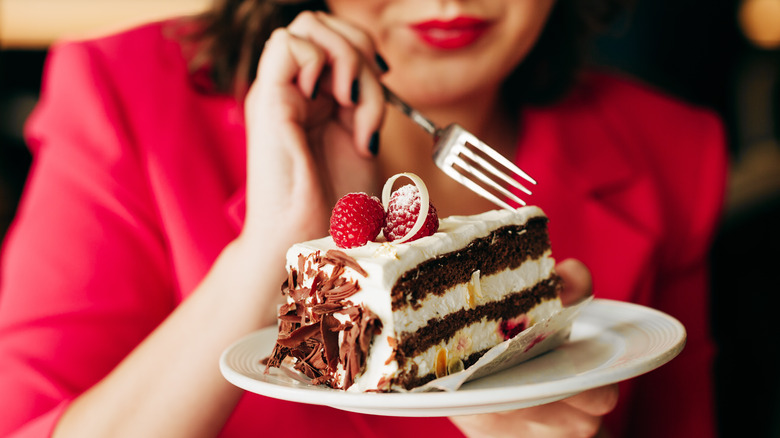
left=324, top=282, right=360, bottom=302
left=374, top=376, right=391, bottom=392
left=339, top=305, right=382, bottom=390
left=385, top=336, right=398, bottom=366
left=288, top=268, right=298, bottom=290
left=341, top=306, right=360, bottom=318
left=279, top=314, right=305, bottom=322
left=311, top=374, right=335, bottom=386
left=287, top=337, right=328, bottom=380
left=323, top=250, right=369, bottom=277
left=266, top=338, right=291, bottom=369
left=320, top=314, right=341, bottom=373
left=312, top=302, right=343, bottom=314
left=297, top=254, right=307, bottom=283
left=293, top=356, right=321, bottom=379
left=309, top=275, right=320, bottom=297
left=278, top=302, right=296, bottom=315
left=276, top=322, right=321, bottom=348
left=304, top=344, right=327, bottom=370
left=291, top=287, right=311, bottom=304
left=267, top=248, right=372, bottom=389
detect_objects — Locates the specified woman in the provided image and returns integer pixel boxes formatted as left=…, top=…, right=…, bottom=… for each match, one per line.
left=0, top=0, right=725, bottom=436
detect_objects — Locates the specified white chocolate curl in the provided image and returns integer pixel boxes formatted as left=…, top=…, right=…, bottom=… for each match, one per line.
left=381, top=172, right=430, bottom=244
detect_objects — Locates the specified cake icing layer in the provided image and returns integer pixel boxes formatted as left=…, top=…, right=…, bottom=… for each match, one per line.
left=392, top=253, right=555, bottom=334
left=395, top=275, right=561, bottom=362
left=391, top=219, right=551, bottom=310
left=390, top=298, right=562, bottom=390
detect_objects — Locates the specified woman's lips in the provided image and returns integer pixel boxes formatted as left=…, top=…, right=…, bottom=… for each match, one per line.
left=410, top=17, right=491, bottom=50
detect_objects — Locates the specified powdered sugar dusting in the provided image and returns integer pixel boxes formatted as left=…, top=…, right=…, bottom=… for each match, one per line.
left=381, top=173, right=431, bottom=243
left=393, top=185, right=419, bottom=206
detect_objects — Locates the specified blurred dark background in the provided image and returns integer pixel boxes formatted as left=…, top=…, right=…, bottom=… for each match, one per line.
left=1, top=0, right=779, bottom=437
left=0, top=50, right=38, bottom=241
left=595, top=2, right=780, bottom=437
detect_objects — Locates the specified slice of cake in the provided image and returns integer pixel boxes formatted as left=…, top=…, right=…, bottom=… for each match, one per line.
left=266, top=174, right=562, bottom=392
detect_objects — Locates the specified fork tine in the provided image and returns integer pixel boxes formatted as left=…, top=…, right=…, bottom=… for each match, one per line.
left=457, top=144, right=533, bottom=196
left=440, top=153, right=527, bottom=210
left=450, top=155, right=528, bottom=207
left=382, top=87, right=538, bottom=211
left=440, top=164, right=518, bottom=210
left=461, top=133, right=537, bottom=185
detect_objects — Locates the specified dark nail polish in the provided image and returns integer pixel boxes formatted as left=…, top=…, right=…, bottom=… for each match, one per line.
left=368, top=131, right=380, bottom=156
left=350, top=78, right=360, bottom=104
left=374, top=53, right=389, bottom=73
left=310, top=79, right=320, bottom=100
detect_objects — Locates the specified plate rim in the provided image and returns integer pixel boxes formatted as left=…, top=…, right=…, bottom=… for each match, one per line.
left=219, top=298, right=686, bottom=415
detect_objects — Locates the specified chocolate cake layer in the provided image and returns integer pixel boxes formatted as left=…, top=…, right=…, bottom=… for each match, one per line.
left=394, top=275, right=560, bottom=365
left=393, top=349, right=489, bottom=390
left=391, top=217, right=551, bottom=310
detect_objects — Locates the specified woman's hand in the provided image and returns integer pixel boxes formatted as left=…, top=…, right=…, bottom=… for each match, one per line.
left=449, top=259, right=619, bottom=438
left=242, top=11, right=387, bottom=249
left=53, top=13, right=390, bottom=438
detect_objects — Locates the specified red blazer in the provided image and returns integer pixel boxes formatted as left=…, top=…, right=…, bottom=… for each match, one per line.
left=0, top=21, right=727, bottom=437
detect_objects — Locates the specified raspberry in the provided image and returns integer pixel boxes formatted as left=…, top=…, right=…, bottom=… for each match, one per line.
left=329, top=193, right=385, bottom=248
left=383, top=184, right=439, bottom=242
left=499, top=318, right=528, bottom=341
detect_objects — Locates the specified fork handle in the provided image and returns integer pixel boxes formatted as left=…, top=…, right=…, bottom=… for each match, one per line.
left=382, top=85, right=438, bottom=137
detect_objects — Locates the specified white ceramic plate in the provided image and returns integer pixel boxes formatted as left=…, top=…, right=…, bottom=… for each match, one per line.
left=220, top=299, right=686, bottom=417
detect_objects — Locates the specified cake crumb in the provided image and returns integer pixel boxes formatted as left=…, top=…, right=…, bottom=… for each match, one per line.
left=374, top=242, right=400, bottom=259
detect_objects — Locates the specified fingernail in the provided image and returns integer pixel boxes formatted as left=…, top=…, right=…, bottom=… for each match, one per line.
left=310, top=79, right=320, bottom=100
left=350, top=78, right=360, bottom=104
left=374, top=53, right=389, bottom=73
left=368, top=131, right=380, bottom=156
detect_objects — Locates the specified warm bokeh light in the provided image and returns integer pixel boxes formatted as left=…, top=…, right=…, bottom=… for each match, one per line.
left=739, top=0, right=780, bottom=49
left=0, top=0, right=210, bottom=49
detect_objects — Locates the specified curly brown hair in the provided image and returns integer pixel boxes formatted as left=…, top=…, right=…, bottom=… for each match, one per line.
left=186, top=0, right=632, bottom=105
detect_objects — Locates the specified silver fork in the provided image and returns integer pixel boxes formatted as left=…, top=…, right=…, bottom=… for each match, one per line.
left=382, top=85, right=536, bottom=210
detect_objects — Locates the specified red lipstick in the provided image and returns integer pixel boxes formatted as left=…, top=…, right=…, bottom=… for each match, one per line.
left=410, top=16, right=491, bottom=50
